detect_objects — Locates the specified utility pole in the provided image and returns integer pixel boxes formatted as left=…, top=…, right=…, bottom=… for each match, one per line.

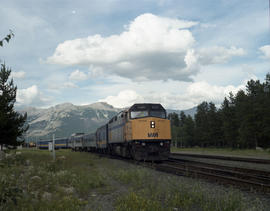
left=52, top=134, right=55, bottom=161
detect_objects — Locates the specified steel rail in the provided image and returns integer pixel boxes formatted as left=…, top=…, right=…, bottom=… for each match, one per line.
left=170, top=152, right=270, bottom=164
left=155, top=163, right=270, bottom=193
left=169, top=157, right=270, bottom=178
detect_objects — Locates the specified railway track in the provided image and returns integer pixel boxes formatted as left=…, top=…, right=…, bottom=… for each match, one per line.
left=153, top=157, right=270, bottom=193
left=170, top=152, right=270, bottom=164
left=93, top=152, right=270, bottom=193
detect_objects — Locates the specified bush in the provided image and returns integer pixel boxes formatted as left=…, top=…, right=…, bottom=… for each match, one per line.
left=0, top=174, right=23, bottom=209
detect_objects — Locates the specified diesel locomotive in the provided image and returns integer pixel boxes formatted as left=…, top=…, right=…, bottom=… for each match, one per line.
left=69, top=103, right=171, bottom=161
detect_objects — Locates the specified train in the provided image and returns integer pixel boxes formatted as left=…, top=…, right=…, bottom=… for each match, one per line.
left=38, top=103, right=171, bottom=161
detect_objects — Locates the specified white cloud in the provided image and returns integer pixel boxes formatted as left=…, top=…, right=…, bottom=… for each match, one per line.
left=99, top=80, right=246, bottom=110
left=48, top=81, right=78, bottom=92
left=17, top=85, right=49, bottom=106
left=185, top=81, right=244, bottom=105
left=259, top=45, right=270, bottom=59
left=196, top=46, right=245, bottom=65
left=47, top=13, right=199, bottom=81
left=10, top=71, right=26, bottom=79
left=63, top=82, right=78, bottom=88
left=99, top=90, right=144, bottom=108
left=47, top=13, right=245, bottom=82
left=69, top=69, right=88, bottom=81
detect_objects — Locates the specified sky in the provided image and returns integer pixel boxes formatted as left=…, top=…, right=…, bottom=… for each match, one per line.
left=0, top=0, right=269, bottom=110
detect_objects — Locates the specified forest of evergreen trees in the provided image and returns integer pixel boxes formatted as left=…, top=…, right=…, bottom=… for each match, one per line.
left=168, top=73, right=270, bottom=149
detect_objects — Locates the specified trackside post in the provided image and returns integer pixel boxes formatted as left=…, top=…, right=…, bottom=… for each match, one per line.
left=52, top=134, right=55, bottom=161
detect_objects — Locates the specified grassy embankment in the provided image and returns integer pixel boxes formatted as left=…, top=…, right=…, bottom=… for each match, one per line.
left=171, top=147, right=270, bottom=159
left=0, top=149, right=268, bottom=211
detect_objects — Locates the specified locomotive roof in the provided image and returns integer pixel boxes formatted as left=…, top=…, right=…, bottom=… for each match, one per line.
left=129, top=103, right=165, bottom=111
left=107, top=103, right=166, bottom=123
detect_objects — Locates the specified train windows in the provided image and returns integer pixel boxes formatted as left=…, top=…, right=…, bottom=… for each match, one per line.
left=149, top=110, right=166, bottom=118
left=131, top=110, right=148, bottom=118
left=130, top=104, right=166, bottom=119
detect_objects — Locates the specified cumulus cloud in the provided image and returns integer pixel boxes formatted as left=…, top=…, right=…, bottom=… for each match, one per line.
left=185, top=81, right=244, bottom=105
left=17, top=85, right=49, bottom=106
left=196, top=46, right=245, bottom=65
left=47, top=13, right=199, bottom=81
left=47, top=13, right=245, bottom=82
left=100, top=90, right=144, bottom=108
left=10, top=71, right=26, bottom=79
left=69, top=69, right=88, bottom=81
left=99, top=81, right=245, bottom=110
left=259, top=45, right=270, bottom=59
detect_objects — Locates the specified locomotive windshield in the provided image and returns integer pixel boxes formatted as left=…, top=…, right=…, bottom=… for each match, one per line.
left=129, top=104, right=166, bottom=119
left=149, top=110, right=166, bottom=118
left=131, top=110, right=148, bottom=118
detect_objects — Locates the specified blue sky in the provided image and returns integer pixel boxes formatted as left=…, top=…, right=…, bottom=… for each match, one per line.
left=0, top=0, right=269, bottom=109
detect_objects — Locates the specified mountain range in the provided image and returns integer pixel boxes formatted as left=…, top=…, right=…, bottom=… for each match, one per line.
left=20, top=102, right=196, bottom=142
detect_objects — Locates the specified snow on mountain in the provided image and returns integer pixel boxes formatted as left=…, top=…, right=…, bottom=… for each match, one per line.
left=21, top=102, right=120, bottom=141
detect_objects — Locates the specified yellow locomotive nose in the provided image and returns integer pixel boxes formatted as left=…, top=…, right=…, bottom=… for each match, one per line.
left=131, top=117, right=171, bottom=141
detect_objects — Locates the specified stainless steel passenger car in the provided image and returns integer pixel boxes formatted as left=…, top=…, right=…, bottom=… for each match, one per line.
left=82, top=133, right=96, bottom=152
left=69, top=133, right=84, bottom=151
left=96, top=125, right=108, bottom=153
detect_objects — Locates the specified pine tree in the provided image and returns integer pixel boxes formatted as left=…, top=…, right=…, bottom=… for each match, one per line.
left=244, top=79, right=264, bottom=148
left=178, top=111, right=187, bottom=147
left=261, top=74, right=270, bottom=148
left=0, top=30, right=14, bottom=47
left=0, top=64, right=28, bottom=149
left=220, top=95, right=239, bottom=148
left=182, top=115, right=195, bottom=147
left=168, top=112, right=180, bottom=147
left=208, top=102, right=223, bottom=147
left=195, top=102, right=210, bottom=147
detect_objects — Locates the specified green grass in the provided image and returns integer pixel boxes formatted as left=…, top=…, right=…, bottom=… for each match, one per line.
left=0, top=149, right=105, bottom=211
left=0, top=149, right=268, bottom=210
left=113, top=169, right=265, bottom=211
left=171, top=147, right=270, bottom=158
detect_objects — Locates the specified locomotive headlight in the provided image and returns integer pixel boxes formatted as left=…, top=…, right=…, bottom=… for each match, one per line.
left=160, top=142, right=163, bottom=146
left=150, top=121, right=155, bottom=128
left=142, top=142, right=146, bottom=146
